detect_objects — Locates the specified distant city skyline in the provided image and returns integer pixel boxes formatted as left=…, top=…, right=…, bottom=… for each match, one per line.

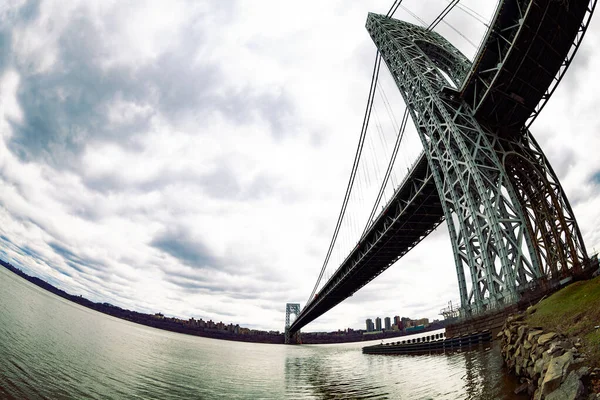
left=365, top=314, right=432, bottom=333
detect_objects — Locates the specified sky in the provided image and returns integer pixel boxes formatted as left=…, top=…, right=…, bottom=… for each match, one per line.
left=0, top=0, right=599, bottom=332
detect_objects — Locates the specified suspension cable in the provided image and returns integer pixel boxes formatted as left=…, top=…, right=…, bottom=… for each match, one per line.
left=306, top=52, right=382, bottom=305
left=440, top=19, right=478, bottom=49
left=399, top=5, right=428, bottom=27
left=361, top=108, right=410, bottom=238
left=428, top=0, right=460, bottom=31
left=386, top=0, right=405, bottom=18
left=452, top=1, right=490, bottom=26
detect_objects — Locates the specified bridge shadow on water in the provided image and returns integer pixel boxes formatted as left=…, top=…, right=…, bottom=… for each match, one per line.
left=283, top=339, right=526, bottom=399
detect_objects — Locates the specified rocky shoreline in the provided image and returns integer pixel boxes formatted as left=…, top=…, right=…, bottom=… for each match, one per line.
left=499, top=311, right=599, bottom=399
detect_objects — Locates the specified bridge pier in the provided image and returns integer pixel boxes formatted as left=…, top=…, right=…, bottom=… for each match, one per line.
left=284, top=303, right=301, bottom=344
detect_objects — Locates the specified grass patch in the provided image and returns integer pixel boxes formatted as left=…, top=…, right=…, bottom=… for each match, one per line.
left=526, top=276, right=600, bottom=367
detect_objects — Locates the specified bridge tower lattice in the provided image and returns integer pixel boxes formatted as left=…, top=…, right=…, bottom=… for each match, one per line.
left=366, top=13, right=588, bottom=316
left=284, top=303, right=301, bottom=344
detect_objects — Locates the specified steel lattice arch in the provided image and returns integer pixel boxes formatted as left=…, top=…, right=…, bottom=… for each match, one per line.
left=288, top=0, right=596, bottom=338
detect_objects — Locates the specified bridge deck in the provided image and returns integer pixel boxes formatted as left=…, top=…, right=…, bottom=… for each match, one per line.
left=461, top=0, right=589, bottom=131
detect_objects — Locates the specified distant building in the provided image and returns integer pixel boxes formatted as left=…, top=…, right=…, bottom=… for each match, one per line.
left=415, top=318, right=429, bottom=327
left=365, top=318, right=374, bottom=332
left=401, top=317, right=412, bottom=329
left=375, top=317, right=382, bottom=331
left=394, top=315, right=400, bottom=326
left=384, top=317, right=391, bottom=330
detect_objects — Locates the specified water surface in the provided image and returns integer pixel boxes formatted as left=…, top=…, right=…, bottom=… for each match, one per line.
left=0, top=267, right=523, bottom=399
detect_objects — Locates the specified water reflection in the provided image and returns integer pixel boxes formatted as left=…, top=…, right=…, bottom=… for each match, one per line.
left=284, top=341, right=524, bottom=399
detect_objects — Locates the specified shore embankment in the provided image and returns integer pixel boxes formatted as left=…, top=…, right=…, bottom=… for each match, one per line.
left=499, top=275, right=600, bottom=399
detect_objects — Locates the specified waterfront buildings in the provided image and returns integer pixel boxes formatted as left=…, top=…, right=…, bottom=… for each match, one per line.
left=364, top=315, right=432, bottom=333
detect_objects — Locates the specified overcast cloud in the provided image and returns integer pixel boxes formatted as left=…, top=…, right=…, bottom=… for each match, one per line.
left=0, top=0, right=599, bottom=332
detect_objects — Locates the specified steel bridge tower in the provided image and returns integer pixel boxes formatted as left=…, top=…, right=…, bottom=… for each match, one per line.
left=366, top=12, right=588, bottom=316
left=284, top=303, right=301, bottom=344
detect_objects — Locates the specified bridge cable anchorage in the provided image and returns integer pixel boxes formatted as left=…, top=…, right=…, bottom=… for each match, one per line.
left=306, top=52, right=382, bottom=305
left=361, top=108, right=409, bottom=239
left=427, top=0, right=460, bottom=31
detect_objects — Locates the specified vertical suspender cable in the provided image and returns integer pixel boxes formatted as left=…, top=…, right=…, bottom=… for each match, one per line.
left=361, top=108, right=410, bottom=238
left=306, top=52, right=382, bottom=306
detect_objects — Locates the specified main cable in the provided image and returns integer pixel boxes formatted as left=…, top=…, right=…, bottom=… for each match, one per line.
left=386, top=0, right=405, bottom=18
left=428, top=0, right=460, bottom=31
left=306, top=52, right=382, bottom=306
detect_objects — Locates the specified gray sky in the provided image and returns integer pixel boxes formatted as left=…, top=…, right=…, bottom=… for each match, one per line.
left=0, top=0, right=599, bottom=332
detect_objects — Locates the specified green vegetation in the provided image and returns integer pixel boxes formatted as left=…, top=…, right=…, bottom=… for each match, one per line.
left=526, top=276, right=600, bottom=367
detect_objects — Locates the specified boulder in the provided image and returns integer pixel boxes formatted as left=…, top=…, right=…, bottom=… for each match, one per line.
left=528, top=330, right=544, bottom=342
left=538, top=332, right=558, bottom=345
left=541, top=351, right=574, bottom=395
left=518, top=325, right=527, bottom=342
left=545, top=370, right=585, bottom=400
left=534, top=358, right=546, bottom=375
left=548, top=343, right=565, bottom=357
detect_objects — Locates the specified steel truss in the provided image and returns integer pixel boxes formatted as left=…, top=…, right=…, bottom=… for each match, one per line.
left=366, top=12, right=588, bottom=316
left=285, top=303, right=301, bottom=344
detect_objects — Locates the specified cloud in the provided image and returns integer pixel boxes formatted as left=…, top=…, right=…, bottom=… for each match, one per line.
left=591, top=170, right=600, bottom=185
left=8, top=0, right=297, bottom=172
left=150, top=227, right=217, bottom=269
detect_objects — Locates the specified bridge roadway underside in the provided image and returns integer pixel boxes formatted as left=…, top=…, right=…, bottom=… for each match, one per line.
left=461, top=0, right=590, bottom=131
left=290, top=154, right=444, bottom=332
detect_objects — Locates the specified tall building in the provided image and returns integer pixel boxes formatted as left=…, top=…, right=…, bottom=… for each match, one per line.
left=384, top=317, right=391, bottom=330
left=365, top=318, right=374, bottom=332
left=375, top=317, right=382, bottom=331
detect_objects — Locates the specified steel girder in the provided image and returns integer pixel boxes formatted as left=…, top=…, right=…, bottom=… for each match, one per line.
left=495, top=131, right=588, bottom=281
left=460, top=0, right=596, bottom=130
left=367, top=14, right=542, bottom=315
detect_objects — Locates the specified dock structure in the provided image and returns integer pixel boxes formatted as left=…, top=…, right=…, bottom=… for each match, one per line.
left=362, top=330, right=491, bottom=355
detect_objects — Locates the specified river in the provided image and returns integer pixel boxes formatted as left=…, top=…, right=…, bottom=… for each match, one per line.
left=0, top=267, right=524, bottom=399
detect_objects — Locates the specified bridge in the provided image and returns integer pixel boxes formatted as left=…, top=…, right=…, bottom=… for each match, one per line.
left=286, top=0, right=597, bottom=342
